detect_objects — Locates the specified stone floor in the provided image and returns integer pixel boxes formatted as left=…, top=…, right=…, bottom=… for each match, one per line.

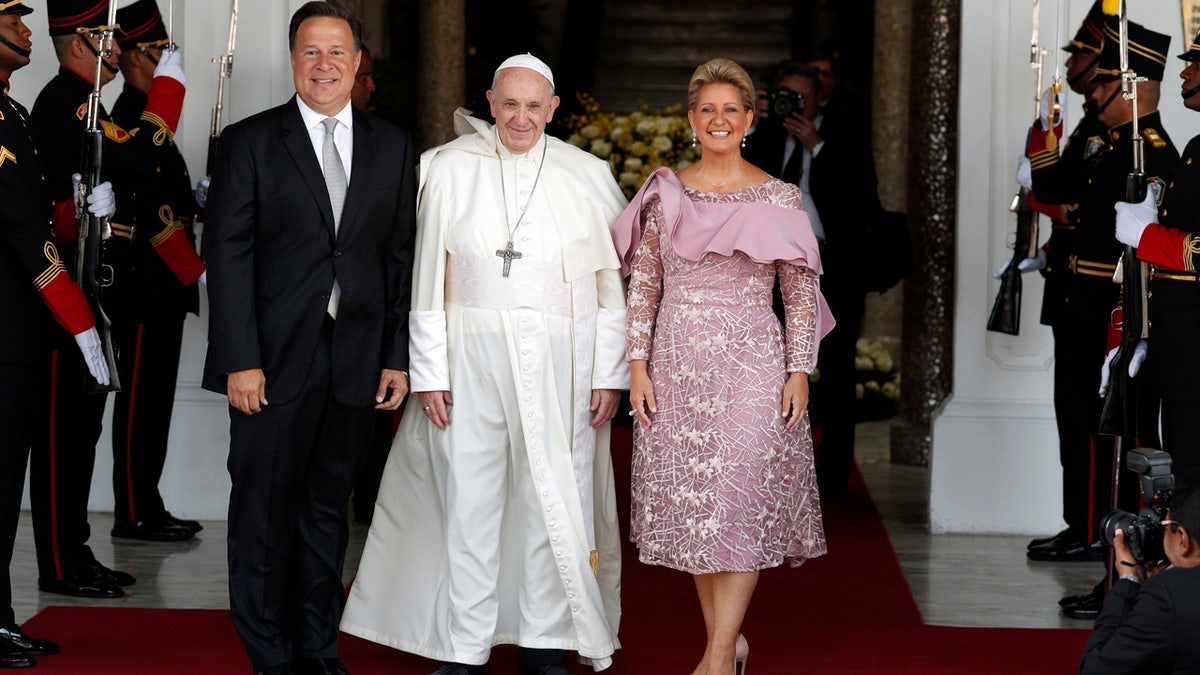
left=8, top=421, right=1100, bottom=630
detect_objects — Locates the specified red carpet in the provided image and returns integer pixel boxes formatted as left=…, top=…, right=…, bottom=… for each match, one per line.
left=21, top=427, right=1089, bottom=673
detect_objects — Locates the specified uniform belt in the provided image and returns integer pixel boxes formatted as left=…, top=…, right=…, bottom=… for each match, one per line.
left=1149, top=265, right=1200, bottom=282
left=1051, top=223, right=1076, bottom=231
left=1068, top=255, right=1116, bottom=278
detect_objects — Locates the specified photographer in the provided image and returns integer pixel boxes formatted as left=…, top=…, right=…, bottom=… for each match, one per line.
left=1080, top=470, right=1200, bottom=674
left=743, top=61, right=884, bottom=495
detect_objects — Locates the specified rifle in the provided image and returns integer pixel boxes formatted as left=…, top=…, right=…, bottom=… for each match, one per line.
left=75, top=3, right=122, bottom=394
left=989, top=0, right=1060, bottom=335
left=206, top=0, right=238, bottom=181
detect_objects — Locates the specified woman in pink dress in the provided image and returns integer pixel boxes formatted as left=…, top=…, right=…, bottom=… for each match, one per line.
left=612, top=58, right=832, bottom=675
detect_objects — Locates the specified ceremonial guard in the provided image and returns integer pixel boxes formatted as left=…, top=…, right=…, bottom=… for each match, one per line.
left=1113, top=28, right=1200, bottom=481
left=0, top=0, right=112, bottom=666
left=108, top=0, right=204, bottom=542
left=28, top=0, right=188, bottom=598
left=1018, top=1, right=1112, bottom=564
left=1026, top=13, right=1176, bottom=620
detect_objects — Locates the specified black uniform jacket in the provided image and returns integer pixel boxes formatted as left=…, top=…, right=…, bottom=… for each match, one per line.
left=1080, top=566, right=1200, bottom=674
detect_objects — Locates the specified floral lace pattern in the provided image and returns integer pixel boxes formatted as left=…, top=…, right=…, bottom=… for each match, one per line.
left=626, top=178, right=827, bottom=573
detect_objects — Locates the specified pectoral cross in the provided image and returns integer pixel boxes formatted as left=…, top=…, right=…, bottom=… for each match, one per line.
left=495, top=239, right=523, bottom=277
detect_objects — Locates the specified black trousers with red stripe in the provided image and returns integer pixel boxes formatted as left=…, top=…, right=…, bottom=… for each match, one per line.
left=110, top=308, right=186, bottom=523
left=28, top=343, right=108, bottom=582
left=1, top=362, right=39, bottom=626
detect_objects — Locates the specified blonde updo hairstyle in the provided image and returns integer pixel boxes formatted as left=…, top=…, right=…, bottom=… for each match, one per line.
left=687, top=58, right=756, bottom=112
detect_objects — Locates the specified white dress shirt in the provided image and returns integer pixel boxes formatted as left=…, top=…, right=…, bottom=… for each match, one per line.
left=296, top=96, right=354, bottom=183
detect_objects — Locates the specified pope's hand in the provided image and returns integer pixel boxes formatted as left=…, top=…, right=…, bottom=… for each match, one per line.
left=73, top=327, right=110, bottom=386
left=1114, top=190, right=1158, bottom=248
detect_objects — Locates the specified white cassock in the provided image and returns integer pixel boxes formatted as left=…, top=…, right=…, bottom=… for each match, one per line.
left=341, top=109, right=629, bottom=670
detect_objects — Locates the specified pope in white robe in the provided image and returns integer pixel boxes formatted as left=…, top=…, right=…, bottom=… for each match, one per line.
left=340, top=55, right=629, bottom=673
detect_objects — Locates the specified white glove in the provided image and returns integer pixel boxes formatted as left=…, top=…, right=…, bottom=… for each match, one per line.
left=1015, top=156, right=1033, bottom=191
left=153, top=47, right=185, bottom=87
left=198, top=270, right=207, bottom=285
left=73, top=327, right=111, bottom=386
left=1098, top=340, right=1149, bottom=396
left=1114, top=189, right=1158, bottom=248
left=994, top=249, right=1047, bottom=278
left=1039, top=86, right=1061, bottom=129
left=86, top=180, right=116, bottom=218
left=194, top=177, right=210, bottom=209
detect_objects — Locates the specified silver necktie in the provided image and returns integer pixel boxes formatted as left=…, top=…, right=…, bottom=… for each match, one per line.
left=322, top=117, right=345, bottom=318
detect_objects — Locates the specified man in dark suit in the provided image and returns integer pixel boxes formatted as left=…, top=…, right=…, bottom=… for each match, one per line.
left=0, top=0, right=111, bottom=666
left=202, top=2, right=415, bottom=673
left=744, top=61, right=884, bottom=495
left=1079, top=469, right=1200, bottom=674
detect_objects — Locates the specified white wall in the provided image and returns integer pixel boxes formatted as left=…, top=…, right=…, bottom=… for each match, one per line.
left=15, top=1, right=311, bottom=520
left=932, top=1, right=1200, bottom=533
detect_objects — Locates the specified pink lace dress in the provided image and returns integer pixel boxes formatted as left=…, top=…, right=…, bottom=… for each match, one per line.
left=625, top=179, right=827, bottom=574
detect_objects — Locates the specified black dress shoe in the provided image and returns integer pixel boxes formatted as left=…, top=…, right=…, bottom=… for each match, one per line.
left=89, top=560, right=136, bottom=587
left=1061, top=591, right=1103, bottom=620
left=38, top=567, right=123, bottom=599
left=0, top=637, right=35, bottom=669
left=431, top=663, right=489, bottom=675
left=0, top=625, right=59, bottom=656
left=112, top=517, right=195, bottom=542
left=1059, top=591, right=1091, bottom=607
left=1027, top=528, right=1071, bottom=550
left=518, top=648, right=572, bottom=675
left=1027, top=539, right=1103, bottom=562
left=295, top=657, right=349, bottom=674
left=254, top=665, right=296, bottom=675
left=163, top=511, right=203, bottom=534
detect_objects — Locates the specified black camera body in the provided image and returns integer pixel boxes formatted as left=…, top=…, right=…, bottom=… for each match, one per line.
left=1099, top=448, right=1175, bottom=564
left=767, top=88, right=805, bottom=120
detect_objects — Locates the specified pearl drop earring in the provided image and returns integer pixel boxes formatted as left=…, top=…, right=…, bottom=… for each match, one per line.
left=691, top=132, right=698, bottom=147
left=741, top=135, right=747, bottom=149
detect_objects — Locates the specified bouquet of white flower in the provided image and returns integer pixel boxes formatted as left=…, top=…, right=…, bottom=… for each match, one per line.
left=563, top=94, right=699, bottom=199
left=853, top=338, right=901, bottom=421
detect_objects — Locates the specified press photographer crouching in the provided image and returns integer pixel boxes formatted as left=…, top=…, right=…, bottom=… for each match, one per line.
left=1079, top=453, right=1200, bottom=674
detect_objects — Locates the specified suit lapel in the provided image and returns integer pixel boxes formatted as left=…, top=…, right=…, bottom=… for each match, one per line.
left=281, top=97, right=337, bottom=236
left=338, top=109, right=375, bottom=236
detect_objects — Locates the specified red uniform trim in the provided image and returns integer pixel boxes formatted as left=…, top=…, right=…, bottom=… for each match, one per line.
left=1136, top=223, right=1190, bottom=271
left=153, top=228, right=205, bottom=285
left=124, top=323, right=144, bottom=520
left=52, top=200, right=79, bottom=244
left=39, top=273, right=96, bottom=335
left=143, top=76, right=184, bottom=135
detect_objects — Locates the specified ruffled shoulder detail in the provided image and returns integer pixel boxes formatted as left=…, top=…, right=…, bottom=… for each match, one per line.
left=612, top=167, right=823, bottom=277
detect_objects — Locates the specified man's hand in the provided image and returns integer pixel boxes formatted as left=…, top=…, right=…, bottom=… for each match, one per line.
left=73, top=327, right=110, bottom=386
left=417, top=390, right=453, bottom=430
left=195, top=177, right=210, bottom=209
left=781, top=372, right=809, bottom=431
left=782, top=113, right=822, bottom=151
left=1015, top=156, right=1033, bottom=191
left=154, top=47, right=186, bottom=86
left=86, top=181, right=116, bottom=218
left=1113, top=529, right=1149, bottom=583
left=375, top=369, right=408, bottom=410
left=227, top=368, right=267, bottom=415
left=589, top=389, right=620, bottom=428
left=994, top=249, right=1047, bottom=278
left=1098, top=341, right=1148, bottom=395
left=1114, top=190, right=1158, bottom=248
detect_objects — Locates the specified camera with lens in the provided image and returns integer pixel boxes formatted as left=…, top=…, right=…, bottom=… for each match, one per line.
left=1099, top=448, right=1175, bottom=565
left=767, top=88, right=805, bottom=121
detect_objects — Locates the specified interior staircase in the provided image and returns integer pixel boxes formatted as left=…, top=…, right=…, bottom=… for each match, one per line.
left=591, top=0, right=795, bottom=113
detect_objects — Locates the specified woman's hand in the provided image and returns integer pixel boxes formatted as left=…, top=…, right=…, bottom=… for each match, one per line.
left=629, top=360, right=657, bottom=428
left=781, top=372, right=809, bottom=431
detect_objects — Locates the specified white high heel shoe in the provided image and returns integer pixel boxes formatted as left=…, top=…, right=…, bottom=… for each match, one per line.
left=734, top=633, right=749, bottom=675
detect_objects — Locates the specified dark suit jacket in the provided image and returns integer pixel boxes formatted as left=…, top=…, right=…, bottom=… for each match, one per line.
left=1079, top=566, right=1200, bottom=674
left=202, top=97, right=415, bottom=407
left=743, top=115, right=882, bottom=291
